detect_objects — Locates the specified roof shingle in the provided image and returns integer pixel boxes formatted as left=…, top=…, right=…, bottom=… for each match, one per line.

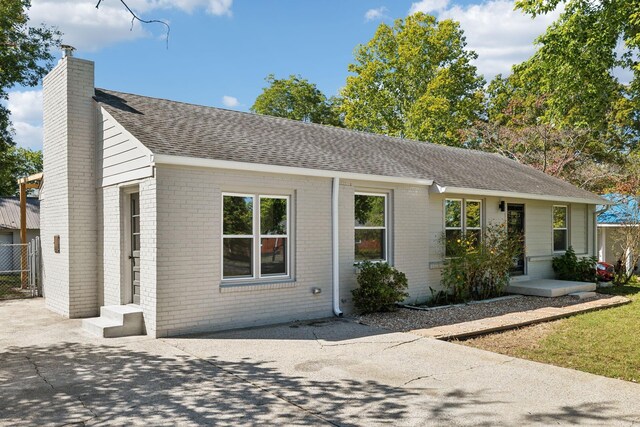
left=94, top=88, right=604, bottom=203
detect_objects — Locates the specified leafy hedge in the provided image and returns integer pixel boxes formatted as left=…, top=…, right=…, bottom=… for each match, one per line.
left=352, top=261, right=408, bottom=313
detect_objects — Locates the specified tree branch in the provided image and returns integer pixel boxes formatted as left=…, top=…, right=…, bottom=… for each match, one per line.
left=95, top=0, right=170, bottom=48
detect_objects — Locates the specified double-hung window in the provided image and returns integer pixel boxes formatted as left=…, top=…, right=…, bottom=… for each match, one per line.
left=354, top=193, right=387, bottom=262
left=222, top=193, right=289, bottom=280
left=445, top=199, right=482, bottom=256
left=553, top=205, right=568, bottom=252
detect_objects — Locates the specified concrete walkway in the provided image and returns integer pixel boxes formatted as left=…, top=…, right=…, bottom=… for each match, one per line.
left=411, top=295, right=630, bottom=340
left=1, top=299, right=640, bottom=426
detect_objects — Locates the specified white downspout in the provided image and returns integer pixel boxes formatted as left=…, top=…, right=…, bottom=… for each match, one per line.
left=332, top=177, right=342, bottom=317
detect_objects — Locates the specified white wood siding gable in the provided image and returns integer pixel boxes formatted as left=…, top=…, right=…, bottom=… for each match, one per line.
left=97, top=106, right=153, bottom=187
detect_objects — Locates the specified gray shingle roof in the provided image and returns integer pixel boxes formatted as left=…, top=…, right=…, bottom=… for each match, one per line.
left=94, top=88, right=604, bottom=203
left=0, top=198, right=40, bottom=230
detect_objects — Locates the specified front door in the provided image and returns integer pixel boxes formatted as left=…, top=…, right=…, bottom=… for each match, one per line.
left=130, top=193, right=141, bottom=304
left=507, top=204, right=525, bottom=275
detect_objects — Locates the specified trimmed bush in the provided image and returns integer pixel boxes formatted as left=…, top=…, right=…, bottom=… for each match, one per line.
left=552, top=246, right=597, bottom=282
left=440, top=223, right=522, bottom=303
left=352, top=261, right=408, bottom=313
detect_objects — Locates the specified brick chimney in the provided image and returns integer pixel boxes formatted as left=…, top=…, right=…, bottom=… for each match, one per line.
left=41, top=48, right=98, bottom=318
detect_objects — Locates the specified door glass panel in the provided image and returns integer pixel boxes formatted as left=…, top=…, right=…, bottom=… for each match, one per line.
left=507, top=204, right=525, bottom=274
left=130, top=192, right=141, bottom=304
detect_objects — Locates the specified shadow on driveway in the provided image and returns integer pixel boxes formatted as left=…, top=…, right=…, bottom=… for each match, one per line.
left=0, top=340, right=504, bottom=426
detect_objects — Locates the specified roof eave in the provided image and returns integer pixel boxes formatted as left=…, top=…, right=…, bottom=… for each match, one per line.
left=152, top=154, right=434, bottom=186
left=431, top=184, right=605, bottom=205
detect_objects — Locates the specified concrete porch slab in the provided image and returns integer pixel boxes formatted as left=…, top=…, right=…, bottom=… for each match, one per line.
left=506, top=279, right=596, bottom=297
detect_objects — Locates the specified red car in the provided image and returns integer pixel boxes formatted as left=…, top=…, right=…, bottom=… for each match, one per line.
left=596, top=261, right=614, bottom=282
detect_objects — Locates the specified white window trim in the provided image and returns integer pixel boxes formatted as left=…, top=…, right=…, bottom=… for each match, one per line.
left=553, top=205, right=569, bottom=253
left=258, top=195, right=290, bottom=278
left=444, top=198, right=483, bottom=256
left=221, top=193, right=291, bottom=281
left=222, top=193, right=256, bottom=281
left=354, top=192, right=388, bottom=263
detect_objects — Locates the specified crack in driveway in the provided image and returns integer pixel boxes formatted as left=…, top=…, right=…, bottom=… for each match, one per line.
left=165, top=341, right=340, bottom=426
left=25, top=355, right=98, bottom=423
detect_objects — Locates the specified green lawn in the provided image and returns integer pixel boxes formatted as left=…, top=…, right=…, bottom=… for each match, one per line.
left=463, top=280, right=640, bottom=383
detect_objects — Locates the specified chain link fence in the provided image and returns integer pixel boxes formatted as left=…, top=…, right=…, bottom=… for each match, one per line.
left=0, top=237, right=40, bottom=300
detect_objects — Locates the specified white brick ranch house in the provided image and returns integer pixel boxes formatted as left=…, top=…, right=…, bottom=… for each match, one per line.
left=41, top=53, right=605, bottom=338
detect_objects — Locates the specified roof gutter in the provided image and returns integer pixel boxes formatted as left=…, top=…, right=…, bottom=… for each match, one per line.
left=431, top=184, right=609, bottom=205
left=152, top=154, right=434, bottom=186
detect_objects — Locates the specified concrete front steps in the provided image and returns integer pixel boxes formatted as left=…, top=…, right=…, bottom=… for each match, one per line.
left=82, top=305, right=145, bottom=338
left=506, top=279, right=597, bottom=297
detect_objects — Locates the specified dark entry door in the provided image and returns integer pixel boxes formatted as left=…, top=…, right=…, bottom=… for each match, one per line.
left=130, top=193, right=141, bottom=304
left=507, top=204, right=525, bottom=275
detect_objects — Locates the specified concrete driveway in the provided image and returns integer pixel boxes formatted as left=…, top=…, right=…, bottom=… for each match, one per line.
left=1, top=299, right=639, bottom=426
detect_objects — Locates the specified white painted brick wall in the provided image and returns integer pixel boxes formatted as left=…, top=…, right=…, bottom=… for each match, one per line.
left=101, top=185, right=122, bottom=306
left=151, top=166, right=333, bottom=337
left=427, top=194, right=595, bottom=284
left=41, top=56, right=99, bottom=318
left=139, top=178, right=157, bottom=336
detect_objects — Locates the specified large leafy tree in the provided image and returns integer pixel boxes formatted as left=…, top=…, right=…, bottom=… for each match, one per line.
left=0, top=147, right=42, bottom=196
left=251, top=74, right=342, bottom=126
left=512, top=0, right=640, bottom=149
left=340, top=13, right=484, bottom=146
left=467, top=0, right=640, bottom=192
left=0, top=0, right=60, bottom=195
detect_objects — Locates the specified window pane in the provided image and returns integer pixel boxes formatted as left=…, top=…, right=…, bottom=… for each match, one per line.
left=355, top=195, right=385, bottom=227
left=466, top=201, right=481, bottom=228
left=445, top=200, right=462, bottom=228
left=261, top=198, right=287, bottom=235
left=261, top=238, right=287, bottom=275
left=554, top=229, right=567, bottom=252
left=223, top=238, right=253, bottom=278
left=445, top=229, right=462, bottom=257
left=466, top=229, right=481, bottom=248
left=355, top=229, right=385, bottom=261
left=223, top=196, right=253, bottom=235
left=553, top=206, right=567, bottom=229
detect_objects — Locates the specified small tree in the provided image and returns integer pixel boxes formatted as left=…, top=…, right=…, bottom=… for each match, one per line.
left=440, top=223, right=522, bottom=302
left=352, top=261, right=408, bottom=313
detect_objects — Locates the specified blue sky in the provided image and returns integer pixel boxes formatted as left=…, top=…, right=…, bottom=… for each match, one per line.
left=7, top=0, right=563, bottom=150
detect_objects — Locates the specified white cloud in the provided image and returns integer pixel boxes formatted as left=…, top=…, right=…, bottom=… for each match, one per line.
left=365, top=7, right=387, bottom=22
left=12, top=122, right=43, bottom=150
left=221, top=95, right=239, bottom=108
left=29, top=0, right=233, bottom=51
left=5, top=90, right=44, bottom=150
left=436, top=0, right=562, bottom=80
left=409, top=0, right=450, bottom=14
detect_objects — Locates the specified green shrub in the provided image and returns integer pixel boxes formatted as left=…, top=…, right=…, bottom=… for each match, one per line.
left=352, top=261, right=408, bottom=313
left=552, top=246, right=597, bottom=282
left=440, top=223, right=522, bottom=303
